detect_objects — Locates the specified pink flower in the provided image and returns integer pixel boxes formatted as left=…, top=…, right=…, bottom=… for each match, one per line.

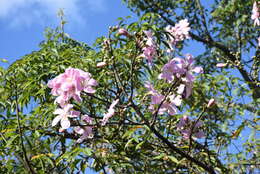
left=252, top=2, right=260, bottom=26
left=145, top=82, right=177, bottom=115
left=142, top=46, right=157, bottom=63
left=52, top=104, right=80, bottom=130
left=216, top=63, right=227, bottom=68
left=165, top=19, right=190, bottom=48
left=181, top=54, right=203, bottom=82
left=141, top=30, right=157, bottom=63
left=145, top=82, right=164, bottom=104
left=158, top=54, right=202, bottom=99
left=158, top=102, right=177, bottom=115
left=159, top=54, right=202, bottom=83
left=101, top=99, right=119, bottom=126
left=48, top=68, right=98, bottom=107
left=74, top=115, right=93, bottom=143
left=176, top=116, right=204, bottom=139
left=177, top=84, right=185, bottom=94
left=118, top=28, right=130, bottom=37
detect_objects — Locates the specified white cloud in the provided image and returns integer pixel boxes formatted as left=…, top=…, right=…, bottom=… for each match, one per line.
left=0, top=0, right=107, bottom=28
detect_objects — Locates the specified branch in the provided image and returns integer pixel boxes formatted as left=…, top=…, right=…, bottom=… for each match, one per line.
left=15, top=87, right=36, bottom=174
left=130, top=102, right=217, bottom=174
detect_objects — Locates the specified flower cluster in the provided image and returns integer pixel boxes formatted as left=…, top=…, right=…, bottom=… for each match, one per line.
left=252, top=2, right=260, bottom=26
left=145, top=53, right=204, bottom=138
left=48, top=67, right=120, bottom=143
left=165, top=19, right=190, bottom=49
left=48, top=68, right=98, bottom=107
left=74, top=115, right=94, bottom=143
left=176, top=116, right=204, bottom=139
left=141, top=30, right=157, bottom=64
left=159, top=54, right=203, bottom=98
left=48, top=68, right=98, bottom=142
left=145, top=54, right=202, bottom=115
left=145, top=82, right=179, bottom=115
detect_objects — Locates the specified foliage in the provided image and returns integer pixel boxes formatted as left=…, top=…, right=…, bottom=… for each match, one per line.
left=0, top=1, right=259, bottom=173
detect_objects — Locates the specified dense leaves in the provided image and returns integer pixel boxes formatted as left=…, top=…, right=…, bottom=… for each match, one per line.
left=0, top=1, right=259, bottom=173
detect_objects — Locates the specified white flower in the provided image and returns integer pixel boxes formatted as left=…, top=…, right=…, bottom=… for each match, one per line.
left=52, top=104, right=80, bottom=129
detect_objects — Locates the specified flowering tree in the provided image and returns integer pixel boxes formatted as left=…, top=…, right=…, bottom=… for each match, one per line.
left=0, top=1, right=259, bottom=173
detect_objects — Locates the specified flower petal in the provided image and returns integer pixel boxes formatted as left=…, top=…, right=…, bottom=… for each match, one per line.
left=192, top=66, right=203, bottom=73
left=74, top=126, right=84, bottom=134
left=52, top=115, right=62, bottom=127
left=53, top=108, right=63, bottom=115
left=60, top=118, right=70, bottom=129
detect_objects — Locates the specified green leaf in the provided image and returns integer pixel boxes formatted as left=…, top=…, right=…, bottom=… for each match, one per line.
left=82, top=148, right=92, bottom=156
left=0, top=58, right=8, bottom=63
left=168, top=156, right=179, bottom=164
left=231, top=122, right=246, bottom=139
left=153, top=153, right=165, bottom=160
left=135, top=141, right=144, bottom=150
left=6, top=135, right=19, bottom=147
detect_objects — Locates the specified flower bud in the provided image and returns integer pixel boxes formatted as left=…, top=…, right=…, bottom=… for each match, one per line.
left=207, top=98, right=215, bottom=108
left=216, top=63, right=227, bottom=68
left=118, top=28, right=130, bottom=37
left=96, top=62, right=107, bottom=68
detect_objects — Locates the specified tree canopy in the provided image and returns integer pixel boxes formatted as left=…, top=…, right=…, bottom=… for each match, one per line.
left=0, top=1, right=259, bottom=173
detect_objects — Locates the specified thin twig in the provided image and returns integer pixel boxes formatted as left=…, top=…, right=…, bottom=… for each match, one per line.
left=15, top=87, right=36, bottom=174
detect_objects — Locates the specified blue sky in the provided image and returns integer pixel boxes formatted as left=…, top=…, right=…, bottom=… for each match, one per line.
left=0, top=0, right=137, bottom=68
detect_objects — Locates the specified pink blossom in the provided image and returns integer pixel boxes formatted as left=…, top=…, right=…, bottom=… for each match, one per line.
left=252, top=2, right=260, bottom=26
left=216, top=63, right=227, bottom=68
left=145, top=82, right=164, bottom=105
left=48, top=68, right=97, bottom=107
left=182, top=54, right=203, bottom=82
left=52, top=104, right=80, bottom=130
left=158, top=54, right=202, bottom=99
left=101, top=99, right=119, bottom=126
left=158, top=59, right=177, bottom=82
left=141, top=30, right=157, bottom=63
left=118, top=28, right=130, bottom=37
left=165, top=19, right=190, bottom=48
left=176, top=116, right=204, bottom=139
left=145, top=82, right=177, bottom=115
left=157, top=102, right=177, bottom=115
left=74, top=115, right=93, bottom=143
left=159, top=54, right=202, bottom=83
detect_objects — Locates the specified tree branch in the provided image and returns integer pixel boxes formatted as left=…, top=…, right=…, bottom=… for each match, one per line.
left=15, top=87, right=36, bottom=174
left=130, top=102, right=217, bottom=174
